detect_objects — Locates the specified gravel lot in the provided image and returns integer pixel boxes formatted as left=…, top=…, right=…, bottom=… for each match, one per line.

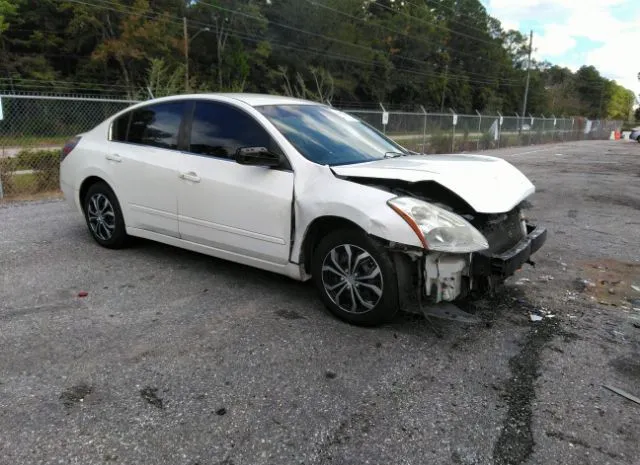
left=1, top=140, right=639, bottom=465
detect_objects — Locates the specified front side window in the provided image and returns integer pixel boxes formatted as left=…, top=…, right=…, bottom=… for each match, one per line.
left=127, top=102, right=185, bottom=149
left=256, top=104, right=408, bottom=166
left=189, top=101, right=280, bottom=158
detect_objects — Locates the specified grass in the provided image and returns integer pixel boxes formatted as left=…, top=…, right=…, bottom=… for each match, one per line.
left=0, top=135, right=67, bottom=148
left=1, top=170, right=61, bottom=199
left=12, top=172, right=38, bottom=192
left=0, top=190, right=63, bottom=203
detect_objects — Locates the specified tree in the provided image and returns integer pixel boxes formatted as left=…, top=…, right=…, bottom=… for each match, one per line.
left=0, top=0, right=635, bottom=116
left=0, top=0, right=19, bottom=35
left=607, top=83, right=635, bottom=120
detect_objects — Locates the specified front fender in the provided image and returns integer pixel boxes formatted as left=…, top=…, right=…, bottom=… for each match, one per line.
left=291, top=173, right=423, bottom=263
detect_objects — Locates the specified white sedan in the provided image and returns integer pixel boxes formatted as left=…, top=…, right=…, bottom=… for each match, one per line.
left=60, top=93, right=546, bottom=326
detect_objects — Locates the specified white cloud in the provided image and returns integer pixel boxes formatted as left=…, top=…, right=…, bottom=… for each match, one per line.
left=586, top=25, right=640, bottom=96
left=484, top=0, right=640, bottom=96
left=533, top=24, right=577, bottom=58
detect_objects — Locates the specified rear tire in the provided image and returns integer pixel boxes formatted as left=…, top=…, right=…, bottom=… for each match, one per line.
left=311, top=229, right=399, bottom=326
left=83, top=181, right=129, bottom=249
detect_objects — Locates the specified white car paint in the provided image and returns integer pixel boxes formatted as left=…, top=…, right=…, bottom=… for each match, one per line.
left=60, top=93, right=537, bottom=287
left=177, top=156, right=294, bottom=265
left=331, top=154, right=535, bottom=214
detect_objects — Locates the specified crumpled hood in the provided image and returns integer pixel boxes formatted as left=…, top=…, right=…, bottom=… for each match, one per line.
left=331, top=154, right=535, bottom=214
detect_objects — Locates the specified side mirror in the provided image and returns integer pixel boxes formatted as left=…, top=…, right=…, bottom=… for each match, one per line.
left=235, top=147, right=281, bottom=167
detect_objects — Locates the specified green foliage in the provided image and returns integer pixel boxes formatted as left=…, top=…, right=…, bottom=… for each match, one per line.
left=429, top=132, right=454, bottom=154
left=141, top=58, right=186, bottom=99
left=0, top=0, right=19, bottom=34
left=479, top=131, right=494, bottom=150
left=0, top=0, right=634, bottom=115
left=0, top=149, right=61, bottom=196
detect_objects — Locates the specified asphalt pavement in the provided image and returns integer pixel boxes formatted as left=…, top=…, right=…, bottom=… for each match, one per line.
left=1, top=140, right=639, bottom=465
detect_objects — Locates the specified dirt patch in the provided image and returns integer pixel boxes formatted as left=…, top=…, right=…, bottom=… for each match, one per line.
left=578, top=259, right=640, bottom=306
left=60, top=383, right=93, bottom=408
left=611, top=355, right=640, bottom=381
left=589, top=194, right=640, bottom=211
left=545, top=431, right=620, bottom=459
left=274, top=309, right=306, bottom=320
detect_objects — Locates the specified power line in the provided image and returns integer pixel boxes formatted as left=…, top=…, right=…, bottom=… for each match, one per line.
left=55, top=0, right=524, bottom=87
left=371, top=0, right=504, bottom=48
left=404, top=0, right=502, bottom=37
left=303, top=0, right=522, bottom=80
left=197, top=0, right=520, bottom=85
left=0, top=78, right=132, bottom=89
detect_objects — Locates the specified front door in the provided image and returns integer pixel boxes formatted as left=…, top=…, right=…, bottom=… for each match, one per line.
left=177, top=100, right=294, bottom=265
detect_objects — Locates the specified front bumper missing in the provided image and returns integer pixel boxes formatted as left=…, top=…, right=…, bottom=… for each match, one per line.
left=417, top=223, right=547, bottom=306
left=471, top=224, right=547, bottom=277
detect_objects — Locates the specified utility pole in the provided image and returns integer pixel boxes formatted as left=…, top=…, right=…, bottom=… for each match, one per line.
left=440, top=63, right=449, bottom=113
left=598, top=85, right=605, bottom=120
left=183, top=16, right=189, bottom=93
left=520, top=30, right=533, bottom=131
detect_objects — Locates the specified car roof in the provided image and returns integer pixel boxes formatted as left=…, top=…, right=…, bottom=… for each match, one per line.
left=140, top=93, right=320, bottom=108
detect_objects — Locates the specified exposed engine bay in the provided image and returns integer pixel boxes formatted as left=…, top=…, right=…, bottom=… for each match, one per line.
left=340, top=176, right=546, bottom=315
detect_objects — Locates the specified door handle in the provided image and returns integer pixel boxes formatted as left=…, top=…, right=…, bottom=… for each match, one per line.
left=179, top=171, right=201, bottom=183
left=105, top=153, right=122, bottom=163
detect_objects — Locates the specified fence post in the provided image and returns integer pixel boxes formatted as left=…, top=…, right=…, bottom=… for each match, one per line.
left=497, top=111, right=503, bottom=149
left=540, top=114, right=546, bottom=142
left=420, top=105, right=427, bottom=154
left=449, top=108, right=457, bottom=153
left=551, top=114, right=557, bottom=141
left=475, top=109, right=482, bottom=151
left=528, top=113, right=534, bottom=146
left=379, top=102, right=387, bottom=135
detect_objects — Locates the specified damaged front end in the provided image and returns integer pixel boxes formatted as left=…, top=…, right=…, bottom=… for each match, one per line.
left=332, top=165, right=547, bottom=315
left=387, top=195, right=547, bottom=313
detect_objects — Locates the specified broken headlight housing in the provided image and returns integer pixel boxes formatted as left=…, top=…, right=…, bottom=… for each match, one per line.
left=388, top=197, right=489, bottom=253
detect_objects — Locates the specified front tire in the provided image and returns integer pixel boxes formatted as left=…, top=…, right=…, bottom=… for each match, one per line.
left=311, top=229, right=399, bottom=326
left=83, top=181, right=129, bottom=249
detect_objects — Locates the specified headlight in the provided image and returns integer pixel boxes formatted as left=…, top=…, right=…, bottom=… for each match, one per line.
left=387, top=197, right=489, bottom=252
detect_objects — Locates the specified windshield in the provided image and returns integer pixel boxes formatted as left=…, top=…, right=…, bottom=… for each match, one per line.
left=256, top=104, right=409, bottom=166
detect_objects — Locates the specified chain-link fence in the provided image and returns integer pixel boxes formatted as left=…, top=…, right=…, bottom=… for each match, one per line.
left=345, top=109, right=622, bottom=153
left=0, top=95, right=136, bottom=200
left=0, top=94, right=624, bottom=200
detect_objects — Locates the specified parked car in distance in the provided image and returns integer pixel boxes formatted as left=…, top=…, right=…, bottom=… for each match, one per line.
left=60, top=93, right=546, bottom=326
left=629, top=127, right=640, bottom=142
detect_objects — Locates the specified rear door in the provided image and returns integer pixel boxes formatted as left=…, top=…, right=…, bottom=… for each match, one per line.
left=108, top=101, right=187, bottom=237
left=177, top=99, right=294, bottom=265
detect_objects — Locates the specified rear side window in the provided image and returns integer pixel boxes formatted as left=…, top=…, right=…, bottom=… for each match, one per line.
left=111, top=113, right=130, bottom=142
left=127, top=102, right=186, bottom=149
left=189, top=101, right=281, bottom=158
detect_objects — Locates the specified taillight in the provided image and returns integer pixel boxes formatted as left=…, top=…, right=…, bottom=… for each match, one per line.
left=61, top=136, right=82, bottom=162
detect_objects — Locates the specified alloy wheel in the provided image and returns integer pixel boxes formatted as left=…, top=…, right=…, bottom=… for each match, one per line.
left=321, top=244, right=384, bottom=314
left=87, top=193, right=116, bottom=241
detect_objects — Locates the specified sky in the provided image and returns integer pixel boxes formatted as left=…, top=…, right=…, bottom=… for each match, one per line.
left=482, top=0, right=640, bottom=99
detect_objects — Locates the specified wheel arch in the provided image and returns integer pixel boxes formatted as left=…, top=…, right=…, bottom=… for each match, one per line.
left=299, top=216, right=366, bottom=274
left=79, top=176, right=117, bottom=212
